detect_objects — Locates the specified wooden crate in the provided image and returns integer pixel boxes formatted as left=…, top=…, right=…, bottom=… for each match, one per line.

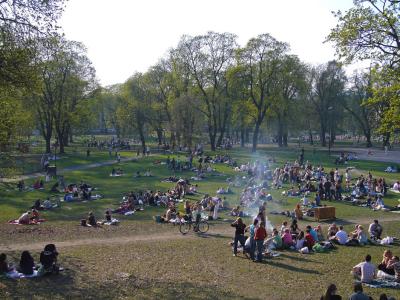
left=314, top=206, right=335, bottom=221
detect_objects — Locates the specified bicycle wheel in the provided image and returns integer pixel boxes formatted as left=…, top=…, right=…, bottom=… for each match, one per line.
left=198, top=221, right=209, bottom=233
left=179, top=222, right=190, bottom=235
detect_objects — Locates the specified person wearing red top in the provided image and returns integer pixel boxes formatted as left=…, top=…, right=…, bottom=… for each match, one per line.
left=305, top=228, right=315, bottom=250
left=254, top=222, right=267, bottom=262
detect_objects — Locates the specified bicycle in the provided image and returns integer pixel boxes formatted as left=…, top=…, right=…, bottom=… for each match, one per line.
left=179, top=218, right=209, bottom=235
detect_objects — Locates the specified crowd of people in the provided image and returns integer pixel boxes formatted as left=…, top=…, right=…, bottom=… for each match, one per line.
left=1, top=244, right=60, bottom=278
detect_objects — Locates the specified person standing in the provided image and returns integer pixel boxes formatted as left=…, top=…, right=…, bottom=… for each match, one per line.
left=254, top=221, right=267, bottom=262
left=246, top=219, right=259, bottom=261
left=231, top=218, right=246, bottom=257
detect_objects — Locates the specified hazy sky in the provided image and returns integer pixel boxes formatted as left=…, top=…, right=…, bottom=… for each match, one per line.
left=60, top=0, right=355, bottom=86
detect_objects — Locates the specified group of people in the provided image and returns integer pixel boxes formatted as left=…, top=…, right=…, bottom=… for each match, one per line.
left=328, top=220, right=384, bottom=246
left=352, top=252, right=400, bottom=284
left=0, top=244, right=60, bottom=278
left=64, top=182, right=95, bottom=202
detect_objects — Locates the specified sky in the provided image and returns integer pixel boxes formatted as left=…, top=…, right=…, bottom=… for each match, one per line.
left=60, top=0, right=356, bottom=86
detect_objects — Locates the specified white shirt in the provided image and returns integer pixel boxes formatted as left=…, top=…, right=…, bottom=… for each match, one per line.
left=335, top=230, right=348, bottom=245
left=354, top=261, right=375, bottom=283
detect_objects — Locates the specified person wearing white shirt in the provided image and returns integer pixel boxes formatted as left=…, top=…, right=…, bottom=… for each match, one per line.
left=352, top=254, right=376, bottom=283
left=334, top=226, right=348, bottom=245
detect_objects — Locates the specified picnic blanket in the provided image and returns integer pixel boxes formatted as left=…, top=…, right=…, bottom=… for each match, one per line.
left=363, top=278, right=400, bottom=289
left=8, top=219, right=46, bottom=225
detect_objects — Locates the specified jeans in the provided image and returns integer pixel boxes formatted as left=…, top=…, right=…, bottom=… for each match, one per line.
left=249, top=237, right=256, bottom=260
left=256, top=239, right=264, bottom=261
left=233, top=234, right=246, bottom=255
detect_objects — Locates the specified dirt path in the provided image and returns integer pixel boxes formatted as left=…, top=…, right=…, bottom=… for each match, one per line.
left=1, top=213, right=398, bottom=252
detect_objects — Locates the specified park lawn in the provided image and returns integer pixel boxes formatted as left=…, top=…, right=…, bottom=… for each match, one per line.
left=1, top=223, right=400, bottom=300
left=0, top=146, right=400, bottom=299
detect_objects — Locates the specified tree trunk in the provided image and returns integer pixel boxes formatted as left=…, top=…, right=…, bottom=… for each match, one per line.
left=156, top=128, right=163, bottom=145
left=252, top=121, right=261, bottom=152
left=365, top=130, right=372, bottom=148
left=240, top=128, right=245, bottom=148
left=308, top=128, right=314, bottom=145
left=383, top=132, right=390, bottom=148
left=283, top=132, right=288, bottom=147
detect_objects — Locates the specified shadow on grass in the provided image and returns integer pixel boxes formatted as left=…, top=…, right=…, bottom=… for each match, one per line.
left=197, top=232, right=231, bottom=239
left=1, top=271, right=257, bottom=300
left=278, top=253, right=323, bottom=263
left=263, top=260, right=321, bottom=275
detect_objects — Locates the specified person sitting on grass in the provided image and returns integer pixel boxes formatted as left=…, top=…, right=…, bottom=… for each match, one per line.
left=230, top=206, right=241, bottom=217
left=32, top=199, right=44, bottom=211
left=315, top=225, right=324, bottom=241
left=18, top=211, right=31, bottom=225
left=19, top=251, right=35, bottom=275
left=387, top=256, right=400, bottom=282
left=378, top=250, right=395, bottom=276
left=231, top=217, right=246, bottom=257
left=0, top=253, right=13, bottom=274
left=87, top=211, right=99, bottom=227
left=331, top=225, right=347, bottom=245
left=368, top=219, right=383, bottom=240
left=280, top=221, right=288, bottom=235
left=349, top=282, right=371, bottom=300
left=282, top=228, right=294, bottom=249
left=352, top=254, right=376, bottom=283
left=307, top=225, right=319, bottom=242
left=327, top=223, right=338, bottom=238
left=320, top=283, right=342, bottom=300
left=290, top=219, right=300, bottom=236
left=30, top=209, right=40, bottom=223
left=111, top=168, right=116, bottom=176
left=356, top=225, right=368, bottom=245
left=304, top=228, right=315, bottom=251
left=296, top=231, right=305, bottom=250
left=38, top=244, right=59, bottom=276
left=372, top=195, right=385, bottom=210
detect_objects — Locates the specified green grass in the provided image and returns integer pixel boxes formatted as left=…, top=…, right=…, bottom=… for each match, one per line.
left=1, top=144, right=400, bottom=299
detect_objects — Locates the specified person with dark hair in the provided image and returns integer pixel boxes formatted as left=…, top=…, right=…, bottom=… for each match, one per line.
left=231, top=217, right=246, bottom=257
left=352, top=254, right=376, bottom=283
left=19, top=251, right=35, bottom=275
left=0, top=253, right=13, bottom=274
left=246, top=218, right=259, bottom=261
left=320, top=283, right=342, bottom=300
left=254, top=221, right=267, bottom=262
left=38, top=244, right=59, bottom=276
left=349, top=282, right=370, bottom=300
left=368, top=219, right=383, bottom=240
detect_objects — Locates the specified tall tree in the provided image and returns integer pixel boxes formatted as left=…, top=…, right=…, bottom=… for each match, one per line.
left=238, top=33, right=288, bottom=152
left=173, top=32, right=237, bottom=151
left=309, top=61, right=347, bottom=147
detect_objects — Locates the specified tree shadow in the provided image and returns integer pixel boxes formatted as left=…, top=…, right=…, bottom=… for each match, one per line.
left=263, top=260, right=321, bottom=275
